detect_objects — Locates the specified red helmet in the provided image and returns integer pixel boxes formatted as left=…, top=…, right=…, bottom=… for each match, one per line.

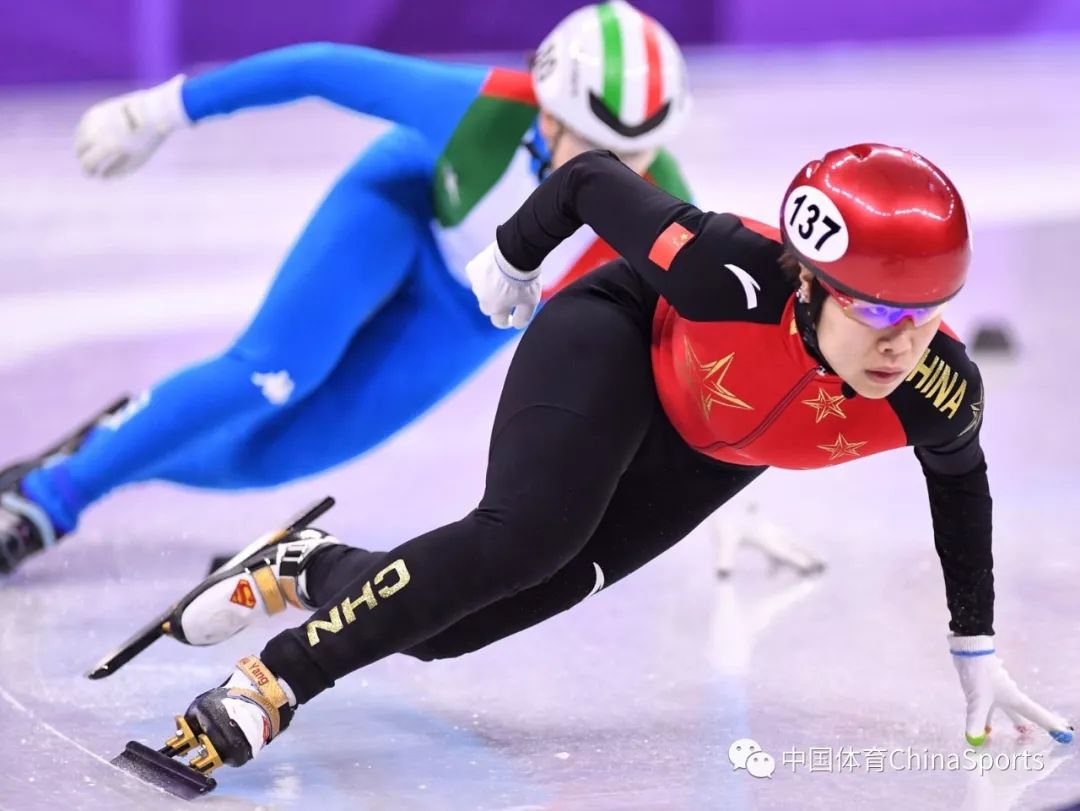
left=779, top=143, right=971, bottom=308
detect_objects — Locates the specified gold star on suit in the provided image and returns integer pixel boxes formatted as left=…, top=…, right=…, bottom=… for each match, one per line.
left=683, top=337, right=753, bottom=420
left=801, top=387, right=847, bottom=423
left=817, top=433, right=867, bottom=461
left=958, top=389, right=984, bottom=437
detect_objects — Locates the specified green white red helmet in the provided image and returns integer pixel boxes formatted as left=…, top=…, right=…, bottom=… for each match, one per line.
left=532, top=1, right=691, bottom=153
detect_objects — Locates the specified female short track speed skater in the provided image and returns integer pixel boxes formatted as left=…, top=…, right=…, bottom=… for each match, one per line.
left=4, top=2, right=766, bottom=573
left=151, top=143, right=1070, bottom=775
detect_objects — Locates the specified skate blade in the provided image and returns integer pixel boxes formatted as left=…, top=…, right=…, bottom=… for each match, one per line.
left=111, top=741, right=216, bottom=800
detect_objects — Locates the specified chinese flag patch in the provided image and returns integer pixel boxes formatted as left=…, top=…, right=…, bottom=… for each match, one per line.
left=648, top=222, right=695, bottom=270
left=230, top=579, right=257, bottom=610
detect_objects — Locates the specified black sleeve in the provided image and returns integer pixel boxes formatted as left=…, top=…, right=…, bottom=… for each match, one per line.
left=496, top=149, right=772, bottom=321
left=914, top=371, right=993, bottom=636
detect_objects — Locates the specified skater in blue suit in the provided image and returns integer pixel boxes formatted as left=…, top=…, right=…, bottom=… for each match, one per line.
left=0, top=2, right=695, bottom=573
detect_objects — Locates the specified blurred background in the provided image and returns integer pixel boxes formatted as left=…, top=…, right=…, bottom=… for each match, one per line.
left=2, top=0, right=1080, bottom=84
left=1, top=2, right=1079, bottom=810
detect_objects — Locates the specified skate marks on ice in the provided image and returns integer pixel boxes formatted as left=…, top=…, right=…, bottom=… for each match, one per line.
left=0, top=544, right=271, bottom=810
left=0, top=682, right=262, bottom=810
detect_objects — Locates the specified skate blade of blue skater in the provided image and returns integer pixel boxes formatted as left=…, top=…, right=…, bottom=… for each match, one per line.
left=0, top=395, right=131, bottom=491
left=85, top=496, right=335, bottom=679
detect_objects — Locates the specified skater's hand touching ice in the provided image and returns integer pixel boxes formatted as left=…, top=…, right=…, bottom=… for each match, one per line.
left=466, top=241, right=541, bottom=329
left=950, top=635, right=1073, bottom=746
left=75, top=75, right=190, bottom=178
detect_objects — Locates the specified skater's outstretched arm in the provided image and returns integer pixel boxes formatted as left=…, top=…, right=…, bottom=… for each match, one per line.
left=182, top=44, right=488, bottom=149
left=898, top=355, right=994, bottom=638
left=76, top=44, right=503, bottom=177
left=912, top=364, right=1073, bottom=746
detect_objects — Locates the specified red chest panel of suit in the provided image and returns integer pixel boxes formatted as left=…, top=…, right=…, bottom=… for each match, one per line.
left=650, top=296, right=909, bottom=469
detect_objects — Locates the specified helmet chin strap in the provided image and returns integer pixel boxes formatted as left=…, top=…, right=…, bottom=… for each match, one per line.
left=527, top=116, right=630, bottom=181
left=794, top=282, right=857, bottom=399
left=794, top=281, right=829, bottom=367
left=524, top=120, right=568, bottom=181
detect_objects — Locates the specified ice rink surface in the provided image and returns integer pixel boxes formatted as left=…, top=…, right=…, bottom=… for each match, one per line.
left=1, top=39, right=1079, bottom=810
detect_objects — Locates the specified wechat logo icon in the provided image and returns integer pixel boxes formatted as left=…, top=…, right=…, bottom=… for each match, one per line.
left=729, top=738, right=776, bottom=779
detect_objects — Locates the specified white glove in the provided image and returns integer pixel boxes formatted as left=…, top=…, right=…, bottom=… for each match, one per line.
left=74, top=74, right=191, bottom=178
left=465, top=240, right=542, bottom=329
left=950, top=635, right=1073, bottom=746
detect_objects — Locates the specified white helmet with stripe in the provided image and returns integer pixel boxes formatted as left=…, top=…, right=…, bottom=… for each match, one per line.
left=532, top=1, right=690, bottom=153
